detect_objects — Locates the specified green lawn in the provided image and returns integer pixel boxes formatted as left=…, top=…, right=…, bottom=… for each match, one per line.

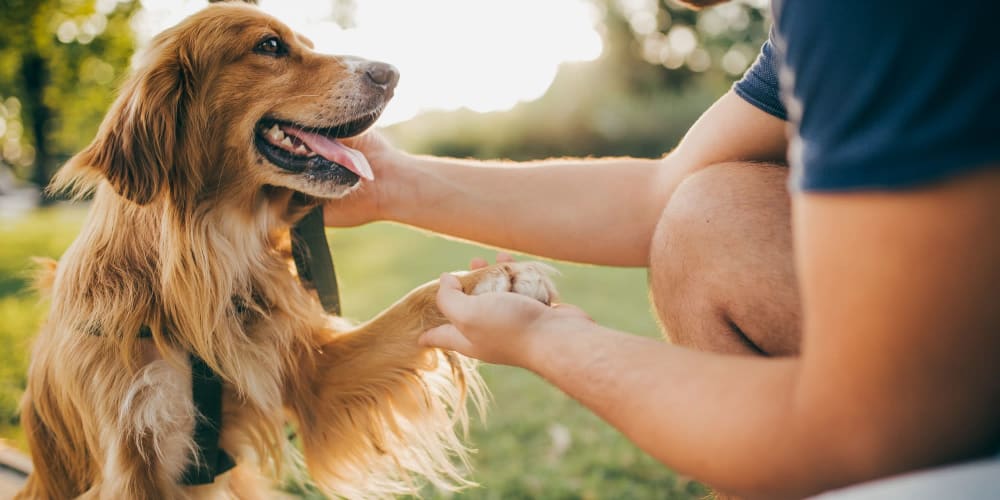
left=0, top=207, right=708, bottom=499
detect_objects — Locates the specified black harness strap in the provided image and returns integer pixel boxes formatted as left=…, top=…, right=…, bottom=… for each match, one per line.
left=135, top=327, right=236, bottom=484
left=291, top=206, right=342, bottom=315
left=130, top=330, right=234, bottom=485
left=170, top=206, right=340, bottom=485
left=182, top=353, right=236, bottom=484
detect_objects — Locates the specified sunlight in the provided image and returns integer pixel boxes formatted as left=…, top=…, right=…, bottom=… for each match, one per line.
left=133, top=0, right=603, bottom=125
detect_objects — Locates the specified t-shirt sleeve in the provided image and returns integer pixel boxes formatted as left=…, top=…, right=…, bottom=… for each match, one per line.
left=779, top=0, right=1000, bottom=192
left=733, top=32, right=787, bottom=121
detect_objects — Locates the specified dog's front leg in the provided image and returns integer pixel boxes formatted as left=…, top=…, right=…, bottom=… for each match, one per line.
left=286, top=262, right=556, bottom=498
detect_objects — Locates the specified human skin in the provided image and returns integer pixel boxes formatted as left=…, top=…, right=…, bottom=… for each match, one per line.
left=328, top=90, right=798, bottom=357
left=422, top=170, right=1000, bottom=498
left=324, top=91, right=787, bottom=266
left=325, top=88, right=1000, bottom=497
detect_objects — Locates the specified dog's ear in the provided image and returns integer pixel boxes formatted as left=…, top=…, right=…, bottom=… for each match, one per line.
left=58, top=39, right=189, bottom=205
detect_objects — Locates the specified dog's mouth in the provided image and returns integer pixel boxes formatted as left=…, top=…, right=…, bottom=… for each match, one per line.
left=253, top=111, right=380, bottom=187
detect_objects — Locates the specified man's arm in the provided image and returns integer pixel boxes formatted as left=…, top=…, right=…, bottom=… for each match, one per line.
left=327, top=91, right=787, bottom=266
left=424, top=167, right=1000, bottom=498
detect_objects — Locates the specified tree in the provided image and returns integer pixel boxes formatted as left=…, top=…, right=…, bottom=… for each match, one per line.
left=390, top=0, right=770, bottom=160
left=593, top=0, right=769, bottom=92
left=0, top=0, right=138, bottom=199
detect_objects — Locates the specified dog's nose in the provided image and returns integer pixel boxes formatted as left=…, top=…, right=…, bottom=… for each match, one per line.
left=364, top=62, right=399, bottom=90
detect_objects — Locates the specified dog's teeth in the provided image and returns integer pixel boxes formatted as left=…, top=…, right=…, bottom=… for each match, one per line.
left=281, top=137, right=294, bottom=148
left=295, top=145, right=309, bottom=154
left=268, top=125, right=284, bottom=141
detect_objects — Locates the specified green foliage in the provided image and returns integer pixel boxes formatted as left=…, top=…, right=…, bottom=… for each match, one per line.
left=0, top=208, right=708, bottom=498
left=0, top=208, right=87, bottom=446
left=0, top=0, right=137, bottom=183
left=390, top=0, right=769, bottom=161
left=388, top=63, right=728, bottom=161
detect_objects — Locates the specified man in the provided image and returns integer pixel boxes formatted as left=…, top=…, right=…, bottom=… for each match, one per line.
left=325, top=0, right=1000, bottom=497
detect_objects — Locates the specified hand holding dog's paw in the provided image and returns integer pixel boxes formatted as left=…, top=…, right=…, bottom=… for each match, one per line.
left=421, top=262, right=588, bottom=367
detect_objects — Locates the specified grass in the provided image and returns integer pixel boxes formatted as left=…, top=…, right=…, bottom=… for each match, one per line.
left=0, top=206, right=708, bottom=499
left=0, top=208, right=88, bottom=448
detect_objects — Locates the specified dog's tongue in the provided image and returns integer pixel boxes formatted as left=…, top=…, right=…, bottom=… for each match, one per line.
left=282, top=126, right=374, bottom=181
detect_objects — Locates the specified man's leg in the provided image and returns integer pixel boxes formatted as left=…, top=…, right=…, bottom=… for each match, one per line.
left=649, top=163, right=800, bottom=356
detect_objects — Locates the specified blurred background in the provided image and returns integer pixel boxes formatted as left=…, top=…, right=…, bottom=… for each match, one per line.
left=0, top=0, right=769, bottom=497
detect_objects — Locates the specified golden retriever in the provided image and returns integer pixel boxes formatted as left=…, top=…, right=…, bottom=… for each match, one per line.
left=16, top=3, right=556, bottom=498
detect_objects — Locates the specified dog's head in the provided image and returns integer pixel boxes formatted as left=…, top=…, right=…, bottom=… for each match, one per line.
left=59, top=3, right=396, bottom=207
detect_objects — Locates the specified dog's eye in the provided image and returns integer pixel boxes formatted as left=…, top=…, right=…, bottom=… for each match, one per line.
left=254, top=36, right=287, bottom=56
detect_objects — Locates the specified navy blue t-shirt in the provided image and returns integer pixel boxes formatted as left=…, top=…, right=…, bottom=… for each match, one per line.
left=734, top=0, right=1000, bottom=191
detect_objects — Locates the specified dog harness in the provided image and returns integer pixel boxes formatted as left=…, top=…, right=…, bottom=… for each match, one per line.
left=139, top=207, right=341, bottom=485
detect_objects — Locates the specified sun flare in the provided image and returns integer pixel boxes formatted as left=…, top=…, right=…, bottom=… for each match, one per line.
left=133, top=0, right=604, bottom=125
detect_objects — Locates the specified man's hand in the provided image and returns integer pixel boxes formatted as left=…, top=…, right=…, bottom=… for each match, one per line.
left=468, top=251, right=515, bottom=270
left=323, top=130, right=401, bottom=227
left=420, top=271, right=594, bottom=366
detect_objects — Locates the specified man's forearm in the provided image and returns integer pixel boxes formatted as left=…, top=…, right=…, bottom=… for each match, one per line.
left=377, top=91, right=788, bottom=266
left=383, top=154, right=676, bottom=266
left=520, top=324, right=843, bottom=499
left=523, top=323, right=986, bottom=499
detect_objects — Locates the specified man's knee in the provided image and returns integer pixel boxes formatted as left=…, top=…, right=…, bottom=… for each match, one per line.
left=648, top=162, right=799, bottom=355
left=649, top=164, right=754, bottom=343
left=665, top=162, right=791, bottom=227
left=650, top=162, right=788, bottom=287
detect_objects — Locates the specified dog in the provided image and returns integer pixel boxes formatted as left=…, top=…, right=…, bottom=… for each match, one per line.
left=16, top=3, right=556, bottom=498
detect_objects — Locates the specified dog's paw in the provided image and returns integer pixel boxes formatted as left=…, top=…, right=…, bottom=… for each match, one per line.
left=468, top=262, right=558, bottom=305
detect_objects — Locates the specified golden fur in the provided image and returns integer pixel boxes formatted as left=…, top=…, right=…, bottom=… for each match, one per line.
left=17, top=4, right=555, bottom=498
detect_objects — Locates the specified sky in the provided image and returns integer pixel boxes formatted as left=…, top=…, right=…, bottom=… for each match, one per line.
left=132, top=0, right=604, bottom=125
